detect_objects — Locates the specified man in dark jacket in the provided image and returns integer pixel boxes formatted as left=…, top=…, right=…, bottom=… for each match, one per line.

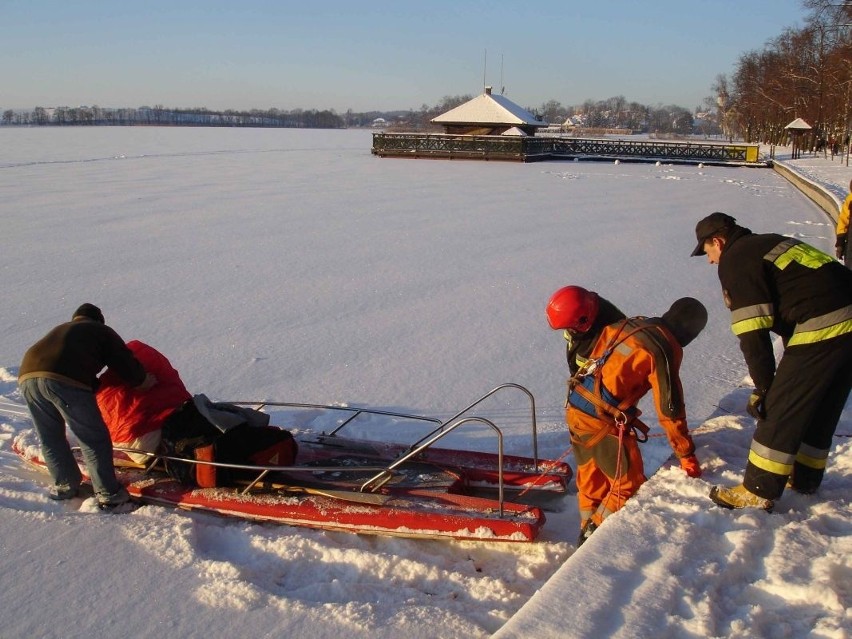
left=18, top=303, right=155, bottom=509
left=691, top=212, right=852, bottom=509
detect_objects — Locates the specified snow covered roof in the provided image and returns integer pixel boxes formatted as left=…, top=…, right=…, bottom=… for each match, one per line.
left=431, top=89, right=544, bottom=127
left=500, top=126, right=528, bottom=136
left=785, top=117, right=812, bottom=130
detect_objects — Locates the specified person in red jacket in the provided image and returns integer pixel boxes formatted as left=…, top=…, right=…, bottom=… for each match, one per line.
left=96, top=342, right=298, bottom=487
left=546, top=287, right=706, bottom=546
left=96, top=341, right=192, bottom=465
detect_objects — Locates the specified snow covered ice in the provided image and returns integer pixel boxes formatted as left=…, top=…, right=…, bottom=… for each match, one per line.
left=0, top=127, right=849, bottom=638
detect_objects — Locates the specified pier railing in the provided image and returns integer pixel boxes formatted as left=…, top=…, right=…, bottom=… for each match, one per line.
left=372, top=132, right=763, bottom=166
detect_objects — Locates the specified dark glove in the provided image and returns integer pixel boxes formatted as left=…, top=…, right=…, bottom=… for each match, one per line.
left=836, top=234, right=847, bottom=261
left=747, top=389, right=767, bottom=420
left=680, top=454, right=702, bottom=478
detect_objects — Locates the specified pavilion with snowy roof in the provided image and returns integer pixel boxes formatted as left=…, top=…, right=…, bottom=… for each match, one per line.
left=430, top=87, right=545, bottom=136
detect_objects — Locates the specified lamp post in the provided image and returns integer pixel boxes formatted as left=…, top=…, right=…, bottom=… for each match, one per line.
left=845, top=75, right=850, bottom=166
left=845, top=55, right=851, bottom=166
left=835, top=21, right=852, bottom=165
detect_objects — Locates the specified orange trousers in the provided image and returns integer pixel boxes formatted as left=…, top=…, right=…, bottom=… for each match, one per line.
left=573, top=430, right=647, bottom=527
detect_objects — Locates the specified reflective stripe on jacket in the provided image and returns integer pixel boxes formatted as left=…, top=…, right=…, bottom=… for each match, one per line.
left=718, top=229, right=852, bottom=390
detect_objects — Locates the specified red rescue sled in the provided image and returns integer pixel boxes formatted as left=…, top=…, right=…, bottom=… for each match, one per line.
left=12, top=384, right=570, bottom=543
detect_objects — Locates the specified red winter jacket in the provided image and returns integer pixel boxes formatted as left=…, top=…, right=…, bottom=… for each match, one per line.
left=96, top=341, right=191, bottom=443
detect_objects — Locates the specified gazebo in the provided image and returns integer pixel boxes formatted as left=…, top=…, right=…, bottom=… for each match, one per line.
left=785, top=117, right=812, bottom=159
left=430, top=87, right=545, bottom=136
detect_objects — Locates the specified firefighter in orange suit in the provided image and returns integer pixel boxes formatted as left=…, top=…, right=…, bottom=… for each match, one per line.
left=546, top=286, right=706, bottom=546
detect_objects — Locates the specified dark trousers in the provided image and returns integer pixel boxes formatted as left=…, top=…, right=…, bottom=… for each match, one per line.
left=20, top=377, right=123, bottom=499
left=745, top=332, right=852, bottom=498
left=846, top=227, right=852, bottom=269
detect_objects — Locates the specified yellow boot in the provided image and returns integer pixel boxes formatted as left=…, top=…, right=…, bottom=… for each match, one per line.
left=709, top=484, right=773, bottom=511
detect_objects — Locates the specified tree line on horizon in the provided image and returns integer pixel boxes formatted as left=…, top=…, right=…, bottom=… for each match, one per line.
left=1, top=105, right=346, bottom=129
left=1, top=98, right=712, bottom=136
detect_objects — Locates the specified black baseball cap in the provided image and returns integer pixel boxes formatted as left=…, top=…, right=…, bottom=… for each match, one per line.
left=690, top=212, right=737, bottom=256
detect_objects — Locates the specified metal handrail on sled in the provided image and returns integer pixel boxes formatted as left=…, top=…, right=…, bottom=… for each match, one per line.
left=234, top=384, right=538, bottom=461
left=359, top=415, right=506, bottom=515
left=407, top=383, right=539, bottom=467
left=206, top=383, right=539, bottom=517
left=229, top=401, right=444, bottom=434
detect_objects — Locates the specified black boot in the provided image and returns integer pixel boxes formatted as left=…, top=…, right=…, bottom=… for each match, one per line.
left=577, top=519, right=597, bottom=546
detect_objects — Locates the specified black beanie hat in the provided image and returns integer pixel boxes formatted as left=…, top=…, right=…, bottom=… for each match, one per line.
left=72, top=303, right=105, bottom=323
left=661, top=297, right=707, bottom=347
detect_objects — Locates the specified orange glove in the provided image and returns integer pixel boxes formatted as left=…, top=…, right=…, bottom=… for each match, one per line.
left=680, top=454, right=702, bottom=478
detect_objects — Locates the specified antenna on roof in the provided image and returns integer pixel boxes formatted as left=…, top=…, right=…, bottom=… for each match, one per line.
left=483, top=49, right=487, bottom=91
left=500, top=54, right=505, bottom=95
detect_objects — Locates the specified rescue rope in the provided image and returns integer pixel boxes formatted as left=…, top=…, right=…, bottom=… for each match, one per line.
left=514, top=444, right=575, bottom=499
left=607, top=415, right=628, bottom=513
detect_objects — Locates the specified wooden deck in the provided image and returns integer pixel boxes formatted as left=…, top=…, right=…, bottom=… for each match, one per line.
left=372, top=133, right=765, bottom=166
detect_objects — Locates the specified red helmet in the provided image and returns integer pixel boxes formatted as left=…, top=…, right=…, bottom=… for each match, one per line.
left=546, top=286, right=600, bottom=332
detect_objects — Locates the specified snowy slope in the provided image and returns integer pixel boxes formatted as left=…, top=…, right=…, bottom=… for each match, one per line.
left=496, top=386, right=852, bottom=639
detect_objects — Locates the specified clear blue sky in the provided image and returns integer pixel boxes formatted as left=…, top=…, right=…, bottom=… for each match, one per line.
left=2, top=0, right=808, bottom=113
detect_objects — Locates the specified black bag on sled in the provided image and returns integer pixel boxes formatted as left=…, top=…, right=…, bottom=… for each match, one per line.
left=161, top=398, right=298, bottom=488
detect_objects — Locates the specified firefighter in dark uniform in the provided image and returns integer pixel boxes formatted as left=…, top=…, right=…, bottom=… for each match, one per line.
left=691, top=212, right=852, bottom=509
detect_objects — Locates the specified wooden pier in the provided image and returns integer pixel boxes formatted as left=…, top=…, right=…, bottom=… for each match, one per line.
left=372, top=132, right=764, bottom=166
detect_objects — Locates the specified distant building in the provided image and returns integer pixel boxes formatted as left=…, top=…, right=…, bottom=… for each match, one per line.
left=431, top=87, right=545, bottom=136
left=561, top=115, right=584, bottom=131
left=372, top=117, right=388, bottom=128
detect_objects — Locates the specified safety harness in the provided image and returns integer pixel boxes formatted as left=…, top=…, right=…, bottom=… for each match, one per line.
left=567, top=319, right=656, bottom=449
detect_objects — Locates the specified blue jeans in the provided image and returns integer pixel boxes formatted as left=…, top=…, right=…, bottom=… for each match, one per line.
left=20, top=377, right=123, bottom=500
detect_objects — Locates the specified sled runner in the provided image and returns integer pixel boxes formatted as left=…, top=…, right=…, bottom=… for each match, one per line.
left=10, top=384, right=568, bottom=542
